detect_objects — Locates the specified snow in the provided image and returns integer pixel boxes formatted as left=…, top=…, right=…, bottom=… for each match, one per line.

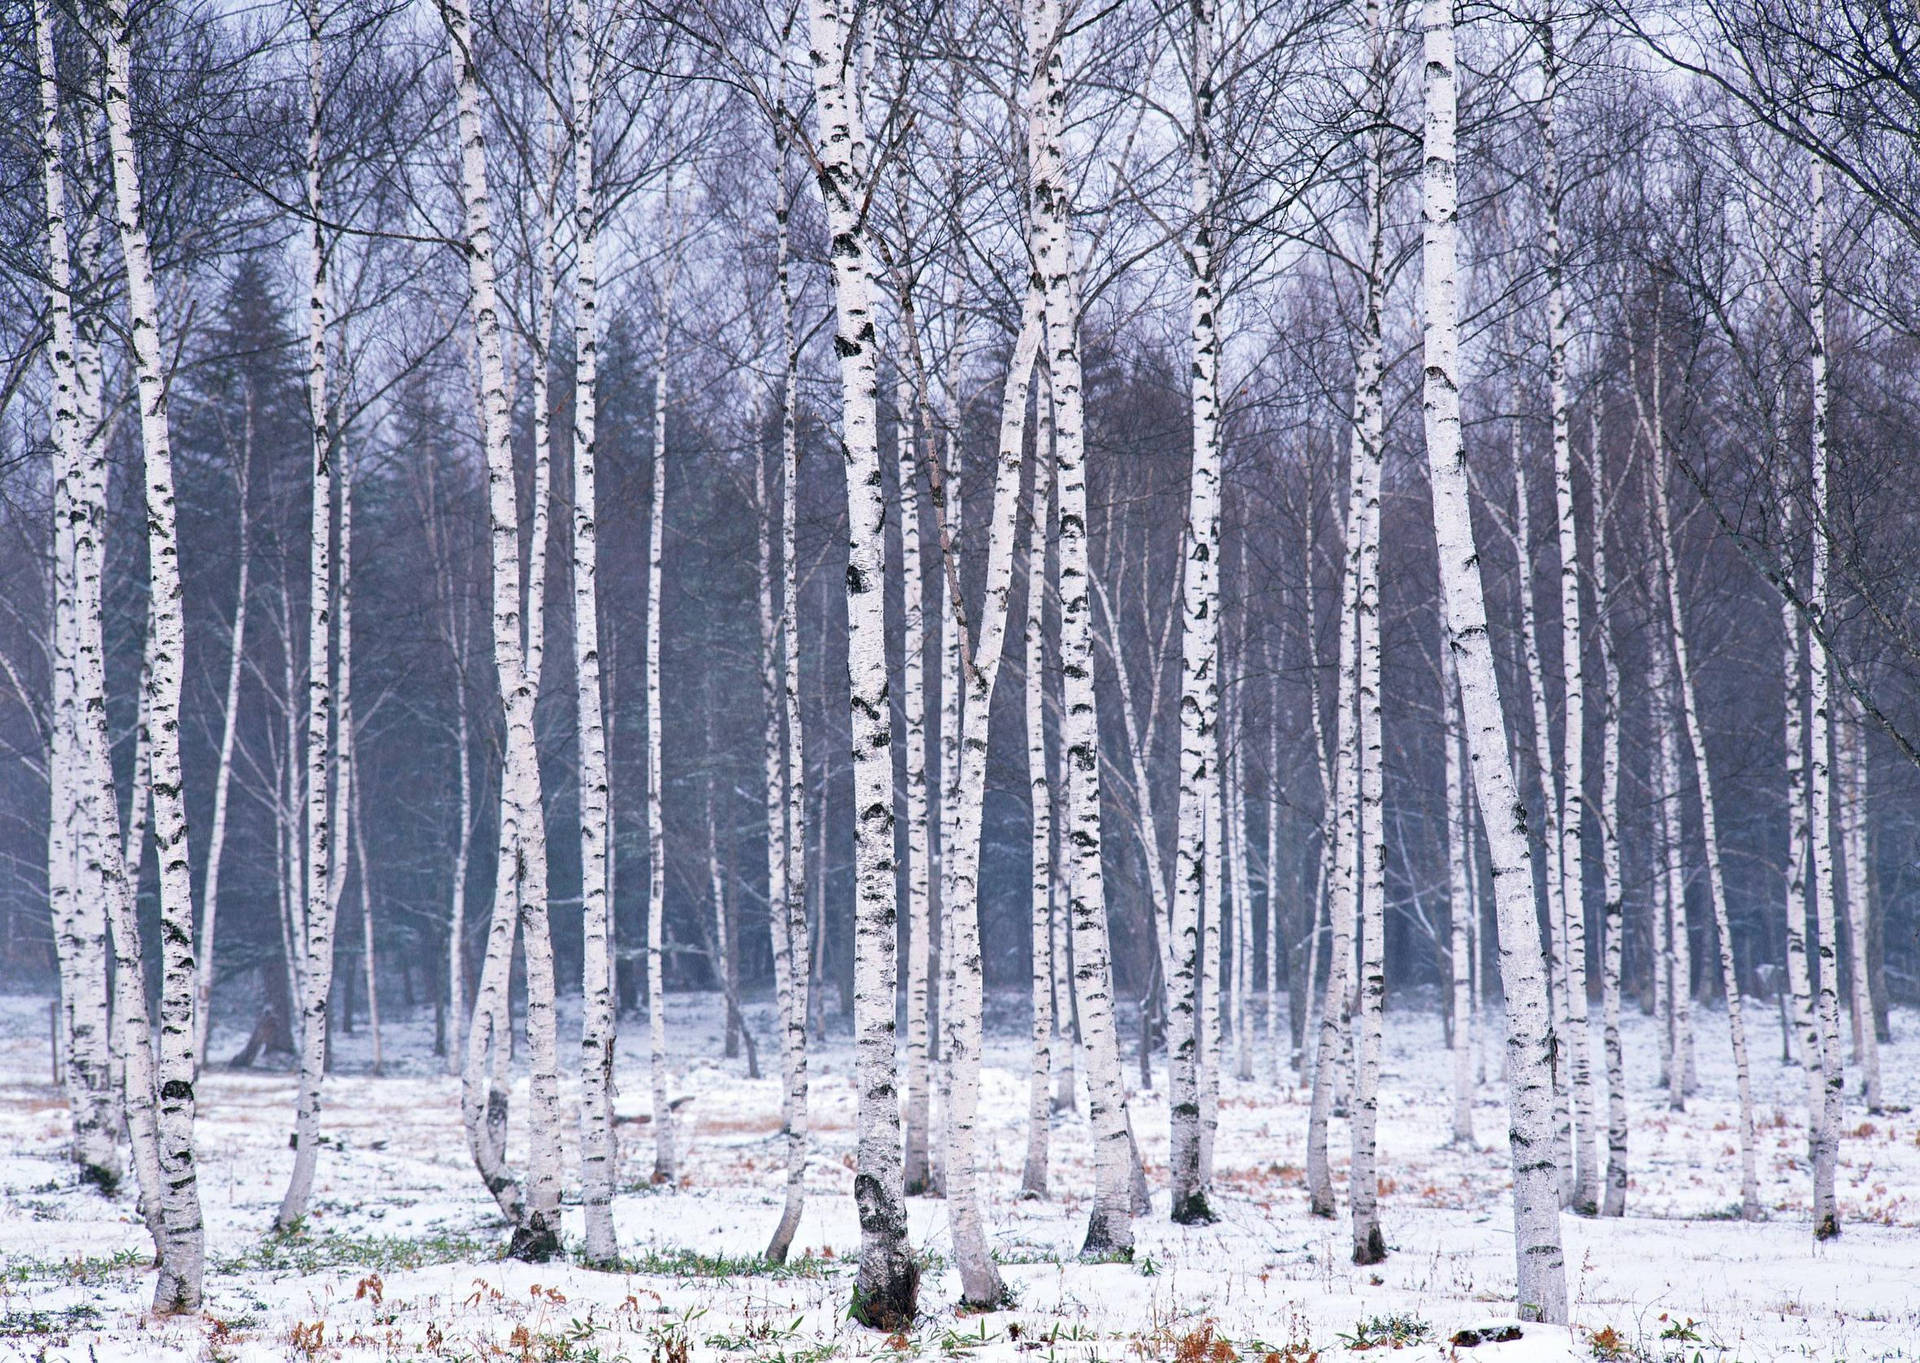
left=3, top=990, right=1916, bottom=1361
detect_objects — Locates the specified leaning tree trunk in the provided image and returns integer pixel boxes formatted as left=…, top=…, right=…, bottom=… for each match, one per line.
left=35, top=0, right=118, bottom=1192
left=1420, top=0, right=1566, bottom=1322
left=1806, top=156, right=1845, bottom=1241
left=806, top=0, right=916, bottom=1322
left=570, top=0, right=617, bottom=1261
left=1650, top=444, right=1759, bottom=1217
left=932, top=290, right=1041, bottom=1308
left=1028, top=0, right=1132, bottom=1261
left=441, top=0, right=558, bottom=1255
left=102, top=0, right=205, bottom=1310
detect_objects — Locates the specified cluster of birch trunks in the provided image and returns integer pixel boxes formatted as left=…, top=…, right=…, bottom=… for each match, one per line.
left=25, top=0, right=1904, bottom=1335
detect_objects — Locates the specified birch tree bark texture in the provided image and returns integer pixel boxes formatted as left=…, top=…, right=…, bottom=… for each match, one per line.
left=646, top=225, right=680, bottom=1188
left=765, top=102, right=812, bottom=1260
left=102, top=0, right=206, bottom=1311
left=1348, top=0, right=1390, bottom=1258
left=1420, top=0, right=1566, bottom=1322
left=806, top=0, right=917, bottom=1323
left=570, top=0, right=618, bottom=1263
left=933, top=290, right=1042, bottom=1308
left=1591, top=429, right=1629, bottom=1218
left=899, top=371, right=936, bottom=1197
left=1028, top=0, right=1134, bottom=1261
left=1022, top=407, right=1055, bottom=1202
left=278, top=0, right=339, bottom=1232
left=35, top=0, right=119, bottom=1195
left=439, top=0, right=558, bottom=1259
left=1168, top=0, right=1221, bottom=1228
left=1806, top=155, right=1845, bottom=1242
left=1539, top=18, right=1597, bottom=1215
left=1650, top=444, right=1759, bottom=1218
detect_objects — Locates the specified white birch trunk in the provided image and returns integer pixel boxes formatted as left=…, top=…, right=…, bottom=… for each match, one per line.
left=1650, top=446, right=1758, bottom=1214
left=1169, top=0, right=1222, bottom=1225
left=900, top=371, right=936, bottom=1195
left=764, top=105, right=811, bottom=1257
left=1421, top=0, right=1565, bottom=1320
left=194, top=446, right=249, bottom=1069
left=1840, top=709, right=1878, bottom=1110
left=570, top=0, right=617, bottom=1263
left=646, top=231, right=679, bottom=1187
left=1508, top=391, right=1573, bottom=1201
left=1349, top=27, right=1389, bottom=1254
left=1446, top=654, right=1475, bottom=1147
left=1028, top=0, right=1131, bottom=1259
left=1230, top=726, right=1254, bottom=1084
left=1806, top=158, right=1845, bottom=1240
left=935, top=289, right=1041, bottom=1308
left=103, top=0, right=204, bottom=1308
left=1199, top=764, right=1223, bottom=1184
left=278, top=2, right=337, bottom=1230
left=515, top=110, right=565, bottom=1257
left=36, top=0, right=119, bottom=1191
left=1022, top=423, right=1055, bottom=1201
left=1541, top=23, right=1596, bottom=1213
left=441, top=0, right=552, bottom=1252
left=1591, top=431, right=1629, bottom=1217
left=805, top=0, right=916, bottom=1319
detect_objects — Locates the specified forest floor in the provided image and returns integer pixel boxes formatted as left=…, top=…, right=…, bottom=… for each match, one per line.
left=2, top=988, right=1916, bottom=1362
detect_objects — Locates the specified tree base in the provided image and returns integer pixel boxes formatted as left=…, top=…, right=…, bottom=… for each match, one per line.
left=508, top=1219, right=562, bottom=1263
left=850, top=1261, right=921, bottom=1331
left=1078, top=1211, right=1133, bottom=1261
left=1814, top=1213, right=1840, bottom=1242
left=79, top=1161, right=121, bottom=1199
left=1351, top=1224, right=1386, bottom=1265
left=1170, top=1191, right=1215, bottom=1225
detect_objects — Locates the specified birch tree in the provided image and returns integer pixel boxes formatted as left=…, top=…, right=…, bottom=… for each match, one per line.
left=1806, top=156, right=1844, bottom=1241
left=1028, top=0, right=1134, bottom=1260
left=570, top=0, right=617, bottom=1263
left=278, top=0, right=340, bottom=1232
left=1648, top=434, right=1759, bottom=1218
left=929, top=288, right=1042, bottom=1308
left=1591, top=418, right=1629, bottom=1217
left=102, top=0, right=205, bottom=1310
left=764, top=80, right=811, bottom=1259
left=646, top=217, right=680, bottom=1187
left=1168, top=0, right=1222, bottom=1227
left=805, top=0, right=916, bottom=1322
left=35, top=0, right=118, bottom=1194
left=440, top=0, right=560, bottom=1259
left=1419, top=0, right=1565, bottom=1320
left=1539, top=14, right=1596, bottom=1215
left=899, top=370, right=936, bottom=1196
left=1348, top=0, right=1390, bottom=1260
left=1022, top=412, right=1055, bottom=1202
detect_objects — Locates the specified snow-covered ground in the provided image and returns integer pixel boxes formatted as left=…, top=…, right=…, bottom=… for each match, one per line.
left=3, top=988, right=1916, bottom=1361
